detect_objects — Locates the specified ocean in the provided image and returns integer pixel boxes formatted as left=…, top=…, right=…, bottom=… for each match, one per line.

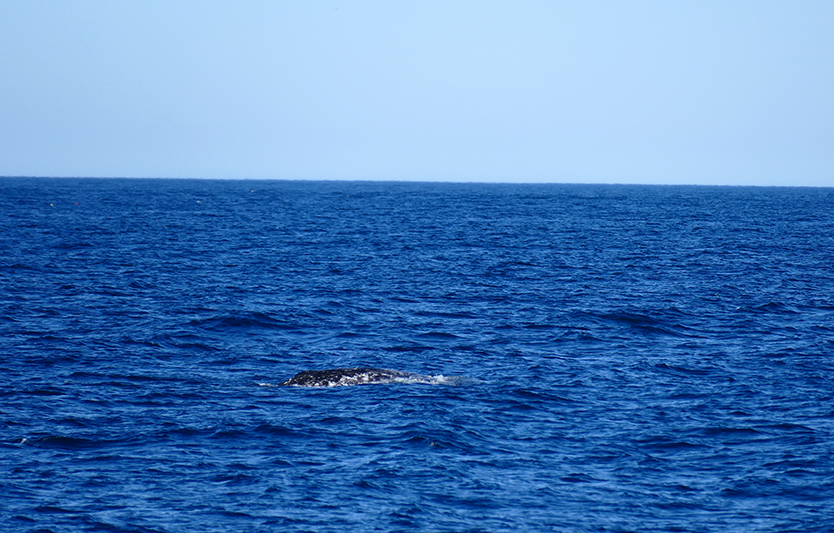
left=2, top=178, right=833, bottom=532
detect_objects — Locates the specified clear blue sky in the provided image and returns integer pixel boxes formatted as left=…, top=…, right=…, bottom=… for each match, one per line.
left=2, top=1, right=832, bottom=186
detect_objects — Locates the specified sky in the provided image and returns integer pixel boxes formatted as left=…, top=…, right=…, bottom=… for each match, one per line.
left=1, top=1, right=833, bottom=186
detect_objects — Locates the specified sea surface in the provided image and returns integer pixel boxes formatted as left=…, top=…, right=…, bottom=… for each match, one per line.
left=2, top=178, right=834, bottom=532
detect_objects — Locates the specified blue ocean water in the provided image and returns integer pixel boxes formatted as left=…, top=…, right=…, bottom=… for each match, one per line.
left=2, top=178, right=834, bottom=532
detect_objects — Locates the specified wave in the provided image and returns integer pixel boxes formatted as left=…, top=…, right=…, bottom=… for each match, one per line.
left=189, top=311, right=301, bottom=331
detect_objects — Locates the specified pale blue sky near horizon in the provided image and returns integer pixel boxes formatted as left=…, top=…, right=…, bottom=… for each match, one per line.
left=1, top=1, right=833, bottom=186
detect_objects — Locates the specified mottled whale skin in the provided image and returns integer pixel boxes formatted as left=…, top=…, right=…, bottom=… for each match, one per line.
left=279, top=367, right=425, bottom=387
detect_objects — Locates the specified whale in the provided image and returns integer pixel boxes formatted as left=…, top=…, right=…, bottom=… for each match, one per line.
left=278, top=367, right=435, bottom=387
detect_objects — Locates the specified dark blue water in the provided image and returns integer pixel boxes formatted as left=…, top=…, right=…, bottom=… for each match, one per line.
left=2, top=178, right=834, bottom=532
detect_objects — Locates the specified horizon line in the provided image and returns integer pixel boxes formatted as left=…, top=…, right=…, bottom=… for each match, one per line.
left=1, top=175, right=831, bottom=189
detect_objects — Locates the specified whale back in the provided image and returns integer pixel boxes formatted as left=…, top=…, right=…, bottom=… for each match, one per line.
left=280, top=367, right=416, bottom=387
